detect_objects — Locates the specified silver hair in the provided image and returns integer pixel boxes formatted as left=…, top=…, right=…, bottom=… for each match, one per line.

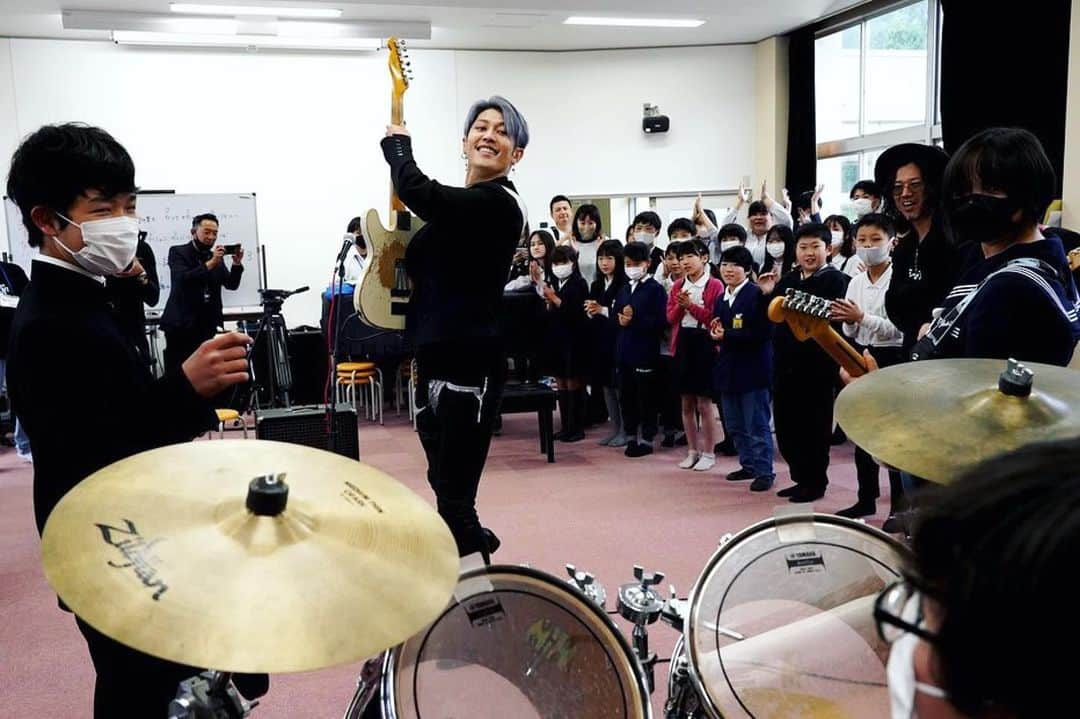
left=462, top=95, right=529, bottom=149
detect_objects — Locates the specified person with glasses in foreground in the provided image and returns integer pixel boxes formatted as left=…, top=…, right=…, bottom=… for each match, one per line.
left=873, top=437, right=1079, bottom=718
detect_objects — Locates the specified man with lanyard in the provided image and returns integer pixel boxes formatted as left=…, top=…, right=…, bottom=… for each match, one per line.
left=912, top=128, right=1079, bottom=366
left=0, top=258, right=31, bottom=460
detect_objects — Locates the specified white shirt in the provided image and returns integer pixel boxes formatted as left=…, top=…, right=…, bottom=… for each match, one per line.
left=832, top=252, right=865, bottom=277
left=723, top=202, right=794, bottom=269
left=724, top=277, right=750, bottom=307
left=342, top=245, right=367, bottom=284
left=680, top=271, right=710, bottom=328
left=33, top=254, right=106, bottom=285
left=841, top=263, right=903, bottom=348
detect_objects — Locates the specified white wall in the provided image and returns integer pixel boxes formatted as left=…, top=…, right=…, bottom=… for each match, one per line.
left=1064, top=4, right=1080, bottom=229
left=0, top=38, right=755, bottom=325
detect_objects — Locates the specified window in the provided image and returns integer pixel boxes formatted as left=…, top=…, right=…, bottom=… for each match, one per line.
left=814, top=0, right=942, bottom=218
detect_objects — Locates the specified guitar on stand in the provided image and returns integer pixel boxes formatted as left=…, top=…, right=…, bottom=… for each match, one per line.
left=767, top=288, right=869, bottom=378
left=355, top=37, right=425, bottom=330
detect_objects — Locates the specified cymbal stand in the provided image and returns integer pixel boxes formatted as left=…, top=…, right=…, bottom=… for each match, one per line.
left=617, top=565, right=665, bottom=694
left=168, top=671, right=255, bottom=719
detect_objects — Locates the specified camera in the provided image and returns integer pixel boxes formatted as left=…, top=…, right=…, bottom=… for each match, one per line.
left=221, top=244, right=242, bottom=254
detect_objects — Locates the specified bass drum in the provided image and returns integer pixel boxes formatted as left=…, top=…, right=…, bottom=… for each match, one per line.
left=347, top=564, right=652, bottom=719
left=684, top=514, right=910, bottom=718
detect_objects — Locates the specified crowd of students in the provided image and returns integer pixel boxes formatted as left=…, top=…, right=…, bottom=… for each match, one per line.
left=505, top=128, right=1080, bottom=525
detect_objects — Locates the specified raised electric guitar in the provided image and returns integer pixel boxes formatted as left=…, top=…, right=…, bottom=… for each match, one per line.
left=355, top=37, right=425, bottom=330
left=767, top=288, right=869, bottom=378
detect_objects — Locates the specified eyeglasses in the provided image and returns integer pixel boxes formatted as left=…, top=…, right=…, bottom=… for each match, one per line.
left=874, top=579, right=940, bottom=645
left=892, top=180, right=925, bottom=196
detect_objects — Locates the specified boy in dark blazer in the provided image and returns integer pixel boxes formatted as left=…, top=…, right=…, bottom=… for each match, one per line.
left=613, top=241, right=668, bottom=457
left=710, top=246, right=775, bottom=491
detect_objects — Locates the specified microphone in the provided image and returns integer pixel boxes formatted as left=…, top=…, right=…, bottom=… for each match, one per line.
left=336, top=234, right=354, bottom=268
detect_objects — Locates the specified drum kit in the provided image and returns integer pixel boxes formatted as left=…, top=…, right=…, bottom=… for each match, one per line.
left=39, top=358, right=1080, bottom=717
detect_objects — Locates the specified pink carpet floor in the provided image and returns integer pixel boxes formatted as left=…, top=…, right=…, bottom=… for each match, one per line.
left=1, top=412, right=881, bottom=717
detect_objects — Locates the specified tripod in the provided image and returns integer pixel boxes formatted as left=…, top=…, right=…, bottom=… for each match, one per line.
left=238, top=286, right=308, bottom=411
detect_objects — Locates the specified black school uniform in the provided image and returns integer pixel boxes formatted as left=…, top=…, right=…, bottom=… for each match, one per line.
left=587, top=276, right=625, bottom=388
left=770, top=265, right=851, bottom=495
left=106, top=238, right=160, bottom=368
left=546, top=273, right=589, bottom=377
left=613, top=275, right=668, bottom=441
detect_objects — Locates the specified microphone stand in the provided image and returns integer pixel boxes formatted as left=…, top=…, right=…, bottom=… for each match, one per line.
left=327, top=240, right=352, bottom=454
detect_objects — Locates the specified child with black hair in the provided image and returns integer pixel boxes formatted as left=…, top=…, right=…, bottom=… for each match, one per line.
left=656, top=226, right=691, bottom=447
left=825, top=214, right=864, bottom=276
left=543, top=244, right=589, bottom=442
left=829, top=213, right=905, bottom=519
left=585, top=239, right=629, bottom=446
left=710, top=245, right=775, bottom=491
left=761, top=224, right=797, bottom=278
left=5, top=123, right=256, bottom=715
left=667, top=238, right=724, bottom=471
left=757, top=223, right=850, bottom=503
left=631, top=210, right=666, bottom=274
left=571, top=203, right=603, bottom=283
left=613, top=241, right=668, bottom=457
left=506, top=228, right=555, bottom=292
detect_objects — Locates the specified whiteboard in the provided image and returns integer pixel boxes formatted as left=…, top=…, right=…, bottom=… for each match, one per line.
left=3, top=192, right=263, bottom=313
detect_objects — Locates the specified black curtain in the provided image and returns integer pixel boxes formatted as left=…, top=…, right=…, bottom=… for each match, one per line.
left=785, top=27, right=817, bottom=194
left=940, top=0, right=1071, bottom=194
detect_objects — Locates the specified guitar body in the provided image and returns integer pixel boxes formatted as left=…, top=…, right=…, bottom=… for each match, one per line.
left=354, top=209, right=424, bottom=330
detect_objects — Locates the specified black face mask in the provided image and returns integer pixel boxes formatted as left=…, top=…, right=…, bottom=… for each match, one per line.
left=949, top=193, right=1019, bottom=244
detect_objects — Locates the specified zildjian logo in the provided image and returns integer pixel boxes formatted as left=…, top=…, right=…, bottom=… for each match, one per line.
left=95, top=519, right=170, bottom=600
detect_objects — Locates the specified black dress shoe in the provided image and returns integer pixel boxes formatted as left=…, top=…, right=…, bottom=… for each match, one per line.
left=714, top=440, right=738, bottom=456
left=836, top=501, right=876, bottom=519
left=625, top=442, right=653, bottom=458
left=882, top=510, right=917, bottom=534
left=483, top=527, right=501, bottom=555
left=789, top=486, right=826, bottom=504
left=660, top=433, right=676, bottom=448
left=726, top=468, right=755, bottom=482
left=776, top=485, right=800, bottom=498
left=560, top=430, right=586, bottom=443
left=750, top=476, right=774, bottom=492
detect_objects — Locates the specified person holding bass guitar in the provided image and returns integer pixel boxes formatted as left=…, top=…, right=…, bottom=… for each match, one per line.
left=381, top=95, right=529, bottom=561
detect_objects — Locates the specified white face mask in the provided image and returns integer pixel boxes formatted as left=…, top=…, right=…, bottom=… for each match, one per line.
left=887, top=594, right=949, bottom=719
left=857, top=245, right=891, bottom=267
left=633, top=231, right=655, bottom=247
left=852, top=197, right=875, bottom=217
left=830, top=230, right=845, bottom=247
left=551, top=263, right=573, bottom=280
left=720, top=240, right=740, bottom=252
left=766, top=241, right=786, bottom=259
left=54, top=213, right=140, bottom=276
left=625, top=265, right=645, bottom=281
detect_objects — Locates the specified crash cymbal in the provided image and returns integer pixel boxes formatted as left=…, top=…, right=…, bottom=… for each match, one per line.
left=41, top=440, right=459, bottom=673
left=836, top=358, right=1080, bottom=484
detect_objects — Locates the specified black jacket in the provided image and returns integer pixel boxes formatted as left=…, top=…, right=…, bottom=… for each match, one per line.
left=712, top=282, right=773, bottom=394
left=587, top=276, right=625, bottom=371
left=0, top=261, right=30, bottom=358
left=770, top=265, right=851, bottom=380
left=885, top=218, right=961, bottom=354
left=382, top=134, right=524, bottom=383
left=106, top=239, right=160, bottom=362
left=7, top=260, right=216, bottom=534
left=160, top=241, right=243, bottom=333
left=613, top=276, right=668, bottom=369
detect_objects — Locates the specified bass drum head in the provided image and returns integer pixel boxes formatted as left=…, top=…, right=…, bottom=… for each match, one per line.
left=686, top=514, right=910, bottom=719
left=383, top=564, right=651, bottom=719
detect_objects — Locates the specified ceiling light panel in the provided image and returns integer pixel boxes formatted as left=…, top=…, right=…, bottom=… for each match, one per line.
left=563, top=16, right=705, bottom=28
left=169, top=4, right=343, bottom=19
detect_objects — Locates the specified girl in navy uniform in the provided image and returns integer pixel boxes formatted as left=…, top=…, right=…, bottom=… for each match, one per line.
left=543, top=245, right=589, bottom=442
left=585, top=240, right=628, bottom=446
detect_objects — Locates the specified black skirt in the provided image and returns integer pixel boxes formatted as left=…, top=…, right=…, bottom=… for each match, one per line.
left=674, top=326, right=715, bottom=396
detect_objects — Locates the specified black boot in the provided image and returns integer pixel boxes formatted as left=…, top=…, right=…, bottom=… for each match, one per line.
left=555, top=389, right=571, bottom=441
left=561, top=389, right=586, bottom=442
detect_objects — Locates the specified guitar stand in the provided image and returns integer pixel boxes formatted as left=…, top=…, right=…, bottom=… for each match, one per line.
left=168, top=671, right=255, bottom=719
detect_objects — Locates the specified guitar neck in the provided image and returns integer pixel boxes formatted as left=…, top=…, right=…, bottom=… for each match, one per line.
left=815, top=326, right=869, bottom=378
left=390, top=92, right=406, bottom=216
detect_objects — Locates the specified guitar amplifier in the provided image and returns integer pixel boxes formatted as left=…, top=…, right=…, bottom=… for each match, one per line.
left=254, top=404, right=360, bottom=460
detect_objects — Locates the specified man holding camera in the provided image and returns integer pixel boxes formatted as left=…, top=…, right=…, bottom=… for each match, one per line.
left=160, top=213, right=244, bottom=372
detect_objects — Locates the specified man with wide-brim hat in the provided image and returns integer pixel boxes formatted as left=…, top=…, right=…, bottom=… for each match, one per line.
left=876, top=142, right=962, bottom=357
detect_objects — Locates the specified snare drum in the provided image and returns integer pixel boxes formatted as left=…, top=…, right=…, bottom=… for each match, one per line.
left=346, top=564, right=653, bottom=719
left=683, top=514, right=910, bottom=718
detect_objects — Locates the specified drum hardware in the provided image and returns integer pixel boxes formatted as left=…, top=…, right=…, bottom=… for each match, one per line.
left=617, top=565, right=666, bottom=693
left=565, top=563, right=607, bottom=609
left=660, top=584, right=688, bottom=634
left=168, top=671, right=253, bottom=719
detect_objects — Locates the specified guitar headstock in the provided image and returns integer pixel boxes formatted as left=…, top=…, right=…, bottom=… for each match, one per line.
left=387, top=37, right=413, bottom=96
left=767, top=288, right=833, bottom=341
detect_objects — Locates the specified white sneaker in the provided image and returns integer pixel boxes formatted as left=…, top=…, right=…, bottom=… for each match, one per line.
left=692, top=453, right=716, bottom=472
left=678, top=451, right=700, bottom=469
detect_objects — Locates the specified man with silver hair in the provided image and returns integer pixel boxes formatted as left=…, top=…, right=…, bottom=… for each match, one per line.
left=381, top=95, right=529, bottom=561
